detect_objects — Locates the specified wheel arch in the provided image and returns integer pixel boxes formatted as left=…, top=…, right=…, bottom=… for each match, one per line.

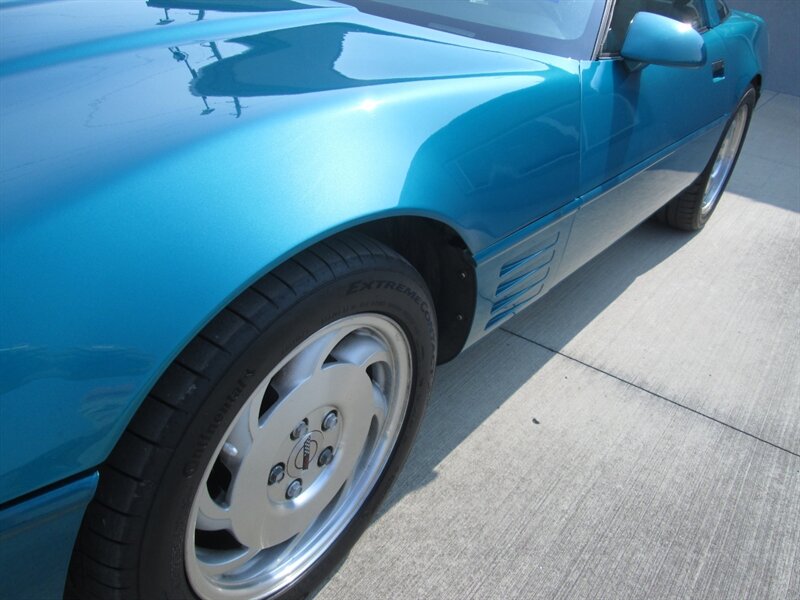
left=353, top=216, right=476, bottom=364
left=145, top=212, right=477, bottom=391
left=751, top=73, right=762, bottom=98
left=110, top=212, right=477, bottom=458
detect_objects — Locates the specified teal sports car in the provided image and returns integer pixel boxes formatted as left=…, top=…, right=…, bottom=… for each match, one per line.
left=0, top=1, right=767, bottom=598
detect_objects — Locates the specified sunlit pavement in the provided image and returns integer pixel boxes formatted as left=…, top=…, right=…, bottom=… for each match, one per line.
left=316, top=92, right=800, bottom=600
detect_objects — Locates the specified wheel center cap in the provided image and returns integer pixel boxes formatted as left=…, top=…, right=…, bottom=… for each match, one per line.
left=287, top=431, right=324, bottom=478
left=298, top=436, right=317, bottom=471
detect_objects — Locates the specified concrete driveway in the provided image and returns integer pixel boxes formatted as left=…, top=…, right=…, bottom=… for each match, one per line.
left=316, top=92, right=800, bottom=600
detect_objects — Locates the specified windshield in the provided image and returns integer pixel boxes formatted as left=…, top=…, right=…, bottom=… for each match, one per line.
left=337, top=0, right=606, bottom=58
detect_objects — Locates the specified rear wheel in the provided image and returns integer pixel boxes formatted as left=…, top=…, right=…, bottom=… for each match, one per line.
left=68, top=233, right=437, bottom=600
left=661, top=86, right=756, bottom=231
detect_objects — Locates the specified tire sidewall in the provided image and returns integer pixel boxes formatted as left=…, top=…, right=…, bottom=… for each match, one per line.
left=138, top=259, right=437, bottom=600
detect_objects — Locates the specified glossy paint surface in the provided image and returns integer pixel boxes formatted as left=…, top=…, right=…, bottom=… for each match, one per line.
left=0, top=5, right=767, bottom=590
left=621, top=11, right=707, bottom=67
left=0, top=0, right=580, bottom=503
left=0, top=471, right=98, bottom=600
left=559, top=23, right=736, bottom=279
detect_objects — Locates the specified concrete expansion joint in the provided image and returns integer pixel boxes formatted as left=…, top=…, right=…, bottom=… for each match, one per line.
left=499, top=327, right=800, bottom=459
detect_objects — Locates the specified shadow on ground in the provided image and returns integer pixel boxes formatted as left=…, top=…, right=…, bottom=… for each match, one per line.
left=373, top=92, right=799, bottom=516
left=376, top=218, right=697, bottom=515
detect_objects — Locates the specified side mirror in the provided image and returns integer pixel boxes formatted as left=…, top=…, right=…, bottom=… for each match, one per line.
left=621, top=12, right=706, bottom=68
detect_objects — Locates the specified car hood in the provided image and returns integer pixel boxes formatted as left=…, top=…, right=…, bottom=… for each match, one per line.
left=2, top=0, right=548, bottom=85
left=0, top=0, right=562, bottom=227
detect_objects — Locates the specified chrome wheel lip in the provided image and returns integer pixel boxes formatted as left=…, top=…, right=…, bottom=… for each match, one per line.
left=184, top=314, right=412, bottom=600
left=701, top=103, right=750, bottom=216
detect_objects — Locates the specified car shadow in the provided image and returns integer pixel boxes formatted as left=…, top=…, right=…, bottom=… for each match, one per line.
left=367, top=94, right=799, bottom=521
left=373, top=218, right=698, bottom=517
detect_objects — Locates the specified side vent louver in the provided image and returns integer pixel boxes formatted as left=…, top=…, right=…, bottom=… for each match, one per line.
left=485, top=232, right=559, bottom=329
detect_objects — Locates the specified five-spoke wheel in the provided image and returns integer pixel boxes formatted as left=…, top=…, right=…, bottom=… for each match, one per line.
left=186, top=315, right=412, bottom=599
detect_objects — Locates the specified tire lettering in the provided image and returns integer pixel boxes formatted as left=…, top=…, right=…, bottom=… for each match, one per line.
left=345, top=280, right=432, bottom=324
left=183, top=369, right=255, bottom=477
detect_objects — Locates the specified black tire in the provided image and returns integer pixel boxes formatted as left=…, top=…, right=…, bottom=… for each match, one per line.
left=660, top=85, right=757, bottom=231
left=68, top=232, right=437, bottom=600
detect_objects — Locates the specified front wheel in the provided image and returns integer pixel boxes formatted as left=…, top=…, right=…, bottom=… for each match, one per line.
left=68, top=233, right=437, bottom=600
left=661, top=85, right=756, bottom=231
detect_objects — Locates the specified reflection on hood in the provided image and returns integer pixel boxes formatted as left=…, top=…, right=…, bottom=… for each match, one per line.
left=189, top=23, right=543, bottom=98
left=146, top=0, right=318, bottom=12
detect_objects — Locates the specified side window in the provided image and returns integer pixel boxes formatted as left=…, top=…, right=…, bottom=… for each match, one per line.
left=602, top=0, right=709, bottom=55
left=716, top=0, right=730, bottom=21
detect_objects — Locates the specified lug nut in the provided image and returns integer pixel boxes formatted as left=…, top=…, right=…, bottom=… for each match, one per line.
left=285, top=479, right=303, bottom=500
left=322, top=411, right=338, bottom=431
left=318, top=446, right=334, bottom=467
left=290, top=419, right=308, bottom=440
left=268, top=463, right=285, bottom=486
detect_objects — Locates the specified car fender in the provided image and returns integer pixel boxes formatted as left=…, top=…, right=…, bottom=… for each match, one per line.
left=1, top=59, right=580, bottom=501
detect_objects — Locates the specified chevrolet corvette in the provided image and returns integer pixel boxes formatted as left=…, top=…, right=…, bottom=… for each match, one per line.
left=0, top=1, right=767, bottom=598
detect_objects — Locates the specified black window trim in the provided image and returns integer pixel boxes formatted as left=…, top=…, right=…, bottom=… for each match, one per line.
left=337, top=0, right=607, bottom=60
left=591, top=0, right=618, bottom=60
left=715, top=0, right=731, bottom=24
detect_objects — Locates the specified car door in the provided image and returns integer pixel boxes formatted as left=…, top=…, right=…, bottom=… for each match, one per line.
left=557, top=0, right=734, bottom=280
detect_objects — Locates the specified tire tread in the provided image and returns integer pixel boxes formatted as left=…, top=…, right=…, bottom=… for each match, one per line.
left=70, top=232, right=422, bottom=599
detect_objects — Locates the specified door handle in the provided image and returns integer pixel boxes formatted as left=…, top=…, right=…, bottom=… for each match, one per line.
left=712, top=59, right=725, bottom=80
